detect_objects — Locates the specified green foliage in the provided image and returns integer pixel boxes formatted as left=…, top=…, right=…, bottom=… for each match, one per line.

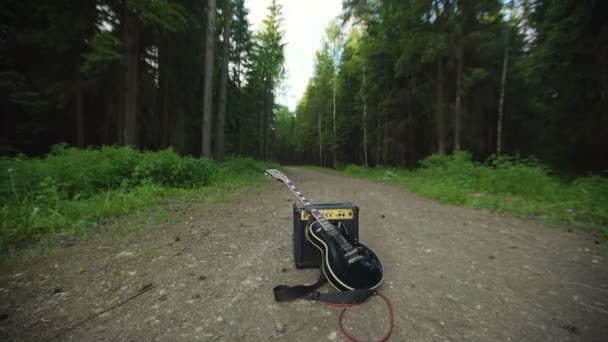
left=343, top=164, right=376, bottom=177
left=220, top=156, right=276, bottom=175
left=275, top=0, right=607, bottom=173
left=80, top=32, right=123, bottom=75
left=289, top=40, right=335, bottom=164
left=0, top=71, right=49, bottom=111
left=128, top=0, right=188, bottom=32
left=0, top=146, right=275, bottom=251
left=132, top=149, right=217, bottom=187
left=255, top=0, right=285, bottom=84
left=1, top=145, right=139, bottom=199
left=340, top=152, right=608, bottom=233
left=214, top=157, right=279, bottom=188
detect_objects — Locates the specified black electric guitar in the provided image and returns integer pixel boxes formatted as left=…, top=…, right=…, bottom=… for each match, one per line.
left=265, top=169, right=384, bottom=291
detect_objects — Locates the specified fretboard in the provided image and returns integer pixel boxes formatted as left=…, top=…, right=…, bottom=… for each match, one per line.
left=282, top=179, right=336, bottom=232
left=265, top=169, right=354, bottom=252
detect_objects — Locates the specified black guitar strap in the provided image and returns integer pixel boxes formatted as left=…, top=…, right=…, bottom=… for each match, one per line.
left=273, top=270, right=375, bottom=304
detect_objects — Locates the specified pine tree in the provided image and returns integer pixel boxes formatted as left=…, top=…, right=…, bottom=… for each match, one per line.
left=202, top=0, right=217, bottom=157
left=215, top=0, right=233, bottom=162
left=252, top=0, right=285, bottom=160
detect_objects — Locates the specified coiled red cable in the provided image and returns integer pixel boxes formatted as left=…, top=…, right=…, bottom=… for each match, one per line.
left=323, top=293, right=394, bottom=342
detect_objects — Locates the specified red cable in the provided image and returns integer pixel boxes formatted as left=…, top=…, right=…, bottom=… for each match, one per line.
left=324, top=293, right=394, bottom=342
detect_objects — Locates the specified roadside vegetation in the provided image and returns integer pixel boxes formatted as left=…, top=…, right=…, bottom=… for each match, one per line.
left=323, top=153, right=608, bottom=237
left=0, top=145, right=276, bottom=252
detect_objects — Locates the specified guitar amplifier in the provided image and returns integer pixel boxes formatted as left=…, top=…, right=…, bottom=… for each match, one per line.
left=292, top=202, right=359, bottom=268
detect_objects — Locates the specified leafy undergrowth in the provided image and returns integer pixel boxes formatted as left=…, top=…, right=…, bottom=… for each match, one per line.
left=0, top=145, right=277, bottom=252
left=313, top=152, right=608, bottom=237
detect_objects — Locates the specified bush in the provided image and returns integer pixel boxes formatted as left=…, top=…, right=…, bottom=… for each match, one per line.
left=132, top=148, right=218, bottom=187
left=0, top=146, right=276, bottom=251
left=417, top=151, right=480, bottom=190
left=483, top=155, right=557, bottom=199
left=1, top=146, right=221, bottom=204
left=418, top=152, right=455, bottom=170
left=220, top=157, right=274, bottom=175
left=414, top=152, right=561, bottom=200
left=343, top=164, right=371, bottom=176
left=569, top=176, right=608, bottom=225
left=335, top=151, right=608, bottom=231
left=0, top=145, right=142, bottom=201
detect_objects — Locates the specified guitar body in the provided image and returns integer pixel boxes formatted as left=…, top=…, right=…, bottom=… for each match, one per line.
left=306, top=221, right=384, bottom=291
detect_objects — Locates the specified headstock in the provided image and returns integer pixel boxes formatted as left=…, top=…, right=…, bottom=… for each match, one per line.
left=265, top=169, right=289, bottom=183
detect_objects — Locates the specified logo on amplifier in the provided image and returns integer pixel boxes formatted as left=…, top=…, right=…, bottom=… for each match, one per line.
left=301, top=209, right=353, bottom=221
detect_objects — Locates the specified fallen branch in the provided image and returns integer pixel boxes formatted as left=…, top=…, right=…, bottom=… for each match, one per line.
left=44, top=283, right=154, bottom=342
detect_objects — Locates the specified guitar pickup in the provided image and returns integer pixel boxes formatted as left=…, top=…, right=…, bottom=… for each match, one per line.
left=347, top=255, right=364, bottom=264
left=344, top=248, right=359, bottom=258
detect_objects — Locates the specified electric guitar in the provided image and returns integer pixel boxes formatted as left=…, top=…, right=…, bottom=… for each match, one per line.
left=265, top=169, right=384, bottom=291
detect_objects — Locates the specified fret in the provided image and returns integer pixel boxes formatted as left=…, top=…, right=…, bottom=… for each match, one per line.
left=265, top=168, right=356, bottom=254
left=266, top=168, right=340, bottom=234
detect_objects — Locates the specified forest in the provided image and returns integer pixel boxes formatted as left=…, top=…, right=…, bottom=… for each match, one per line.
left=2, top=2, right=608, bottom=339
left=278, top=0, right=608, bottom=172
left=1, top=0, right=285, bottom=161
left=1, top=1, right=608, bottom=248
left=2, top=0, right=607, bottom=172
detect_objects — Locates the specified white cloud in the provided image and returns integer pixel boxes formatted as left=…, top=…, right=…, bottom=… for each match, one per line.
left=245, top=0, right=343, bottom=111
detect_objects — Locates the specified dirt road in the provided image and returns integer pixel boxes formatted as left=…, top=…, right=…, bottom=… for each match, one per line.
left=1, top=167, right=607, bottom=341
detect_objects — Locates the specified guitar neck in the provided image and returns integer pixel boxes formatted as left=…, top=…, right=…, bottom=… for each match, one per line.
left=280, top=179, right=335, bottom=232
left=265, top=169, right=355, bottom=252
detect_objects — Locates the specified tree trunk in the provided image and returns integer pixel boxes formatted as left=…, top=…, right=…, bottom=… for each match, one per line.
left=122, top=3, right=140, bottom=146
left=332, top=74, right=337, bottom=168
left=259, top=99, right=265, bottom=159
left=76, top=84, right=85, bottom=148
left=264, top=91, right=272, bottom=161
left=454, top=43, right=463, bottom=152
left=383, top=122, right=389, bottom=165
left=235, top=51, right=242, bottom=155
left=159, top=33, right=170, bottom=149
left=318, top=108, right=323, bottom=166
left=105, top=97, right=116, bottom=144
left=362, top=66, right=368, bottom=166
left=436, top=56, right=445, bottom=154
left=215, top=0, right=232, bottom=162
left=173, top=108, right=185, bottom=154
left=497, top=4, right=512, bottom=156
left=376, top=120, right=380, bottom=166
left=407, top=78, right=415, bottom=166
left=201, top=0, right=217, bottom=158
left=497, top=45, right=508, bottom=155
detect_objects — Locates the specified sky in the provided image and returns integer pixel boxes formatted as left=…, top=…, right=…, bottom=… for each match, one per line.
left=245, top=0, right=343, bottom=111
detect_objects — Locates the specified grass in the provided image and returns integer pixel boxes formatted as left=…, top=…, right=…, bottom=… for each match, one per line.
left=310, top=152, right=608, bottom=237
left=0, top=145, right=277, bottom=253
